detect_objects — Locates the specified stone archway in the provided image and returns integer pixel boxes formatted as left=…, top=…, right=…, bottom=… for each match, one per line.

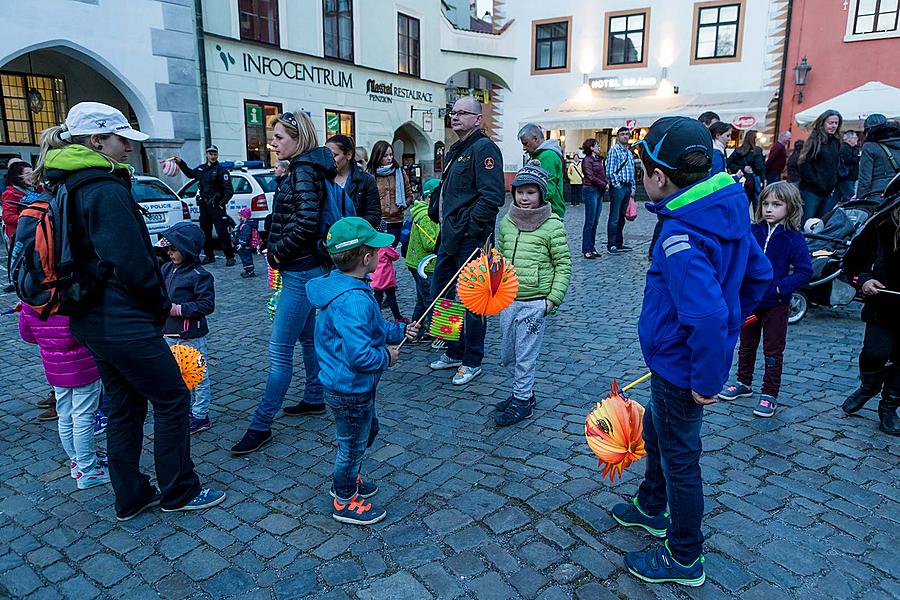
left=393, top=120, right=435, bottom=176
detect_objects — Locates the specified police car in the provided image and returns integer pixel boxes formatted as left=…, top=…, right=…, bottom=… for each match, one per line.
left=177, top=161, right=275, bottom=234
left=132, top=175, right=191, bottom=245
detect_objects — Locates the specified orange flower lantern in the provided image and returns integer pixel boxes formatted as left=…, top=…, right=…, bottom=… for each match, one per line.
left=585, top=380, right=646, bottom=482
left=170, top=344, right=207, bottom=391
left=456, top=248, right=518, bottom=316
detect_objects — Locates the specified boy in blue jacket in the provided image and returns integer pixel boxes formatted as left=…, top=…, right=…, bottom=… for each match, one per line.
left=306, top=217, right=420, bottom=526
left=610, top=117, right=772, bottom=587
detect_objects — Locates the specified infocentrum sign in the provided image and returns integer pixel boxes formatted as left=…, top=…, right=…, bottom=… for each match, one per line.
left=242, top=53, right=353, bottom=89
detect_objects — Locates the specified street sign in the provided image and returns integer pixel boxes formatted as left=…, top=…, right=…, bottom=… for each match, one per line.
left=245, top=104, right=263, bottom=126
left=625, top=119, right=637, bottom=129
left=732, top=115, right=757, bottom=130
left=423, top=111, right=433, bottom=133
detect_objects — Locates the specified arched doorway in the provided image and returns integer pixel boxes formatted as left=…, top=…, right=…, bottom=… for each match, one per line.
left=393, top=120, right=433, bottom=187
left=0, top=44, right=153, bottom=175
left=444, top=68, right=510, bottom=148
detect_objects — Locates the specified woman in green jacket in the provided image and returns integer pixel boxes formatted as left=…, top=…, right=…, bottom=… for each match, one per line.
left=495, top=163, right=572, bottom=427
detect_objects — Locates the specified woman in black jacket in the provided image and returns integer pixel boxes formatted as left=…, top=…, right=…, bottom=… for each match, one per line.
left=232, top=110, right=333, bottom=455
left=325, top=134, right=381, bottom=226
left=841, top=199, right=900, bottom=435
left=727, top=129, right=766, bottom=208
left=857, top=114, right=900, bottom=200
left=799, top=109, right=843, bottom=222
left=28, top=102, right=222, bottom=520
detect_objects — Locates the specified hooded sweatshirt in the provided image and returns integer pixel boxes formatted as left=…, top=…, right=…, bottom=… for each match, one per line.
left=45, top=145, right=172, bottom=342
left=306, top=271, right=406, bottom=394
left=404, top=199, right=439, bottom=272
left=530, top=139, right=566, bottom=219
left=639, top=172, right=773, bottom=396
left=161, top=222, right=215, bottom=339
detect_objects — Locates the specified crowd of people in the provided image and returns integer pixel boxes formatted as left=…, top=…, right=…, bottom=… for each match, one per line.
left=2, top=94, right=899, bottom=588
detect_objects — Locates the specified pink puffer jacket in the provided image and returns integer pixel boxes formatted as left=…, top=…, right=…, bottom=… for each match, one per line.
left=18, top=305, right=100, bottom=388
left=370, top=245, right=400, bottom=291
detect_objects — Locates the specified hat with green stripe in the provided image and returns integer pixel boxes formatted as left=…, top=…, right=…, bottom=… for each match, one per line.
left=326, top=216, right=394, bottom=254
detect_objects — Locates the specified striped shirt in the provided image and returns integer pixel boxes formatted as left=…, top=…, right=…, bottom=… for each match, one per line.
left=605, top=143, right=636, bottom=189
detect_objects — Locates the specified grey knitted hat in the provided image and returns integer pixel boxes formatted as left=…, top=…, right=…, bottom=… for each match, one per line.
left=511, top=161, right=549, bottom=201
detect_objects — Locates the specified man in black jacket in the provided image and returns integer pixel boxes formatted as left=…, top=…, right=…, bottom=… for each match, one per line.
left=428, top=97, right=505, bottom=386
left=175, top=145, right=236, bottom=266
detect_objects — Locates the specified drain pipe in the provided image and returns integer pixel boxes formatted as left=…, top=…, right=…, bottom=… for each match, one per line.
left=775, top=0, right=794, bottom=136
left=194, top=0, right=212, bottom=148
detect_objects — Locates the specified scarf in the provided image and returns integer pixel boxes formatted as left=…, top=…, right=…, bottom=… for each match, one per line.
left=508, top=202, right=552, bottom=232
left=376, top=165, right=407, bottom=210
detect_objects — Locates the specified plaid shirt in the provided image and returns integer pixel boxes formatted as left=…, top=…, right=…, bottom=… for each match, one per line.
left=605, top=143, right=636, bottom=189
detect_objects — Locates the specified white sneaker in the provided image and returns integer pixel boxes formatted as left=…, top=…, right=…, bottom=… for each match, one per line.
left=431, top=339, right=447, bottom=350
left=69, top=460, right=78, bottom=479
left=452, top=365, right=483, bottom=385
left=430, top=353, right=463, bottom=370
left=76, top=468, right=111, bottom=490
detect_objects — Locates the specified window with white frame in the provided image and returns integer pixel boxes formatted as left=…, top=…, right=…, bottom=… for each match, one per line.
left=853, top=0, right=899, bottom=34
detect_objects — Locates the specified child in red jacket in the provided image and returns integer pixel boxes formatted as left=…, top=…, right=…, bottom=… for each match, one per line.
left=370, top=244, right=408, bottom=324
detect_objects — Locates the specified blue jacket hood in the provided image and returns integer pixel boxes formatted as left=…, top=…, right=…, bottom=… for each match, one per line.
left=162, top=222, right=205, bottom=265
left=307, top=270, right=371, bottom=309
left=647, top=172, right=749, bottom=242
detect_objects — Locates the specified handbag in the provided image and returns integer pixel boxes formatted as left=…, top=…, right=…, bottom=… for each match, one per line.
left=625, top=196, right=638, bottom=222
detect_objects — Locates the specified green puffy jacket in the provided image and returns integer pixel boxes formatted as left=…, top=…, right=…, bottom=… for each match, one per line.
left=405, top=200, right=439, bottom=272
left=497, top=209, right=572, bottom=306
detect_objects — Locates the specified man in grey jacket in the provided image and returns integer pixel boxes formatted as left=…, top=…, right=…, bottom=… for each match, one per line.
left=858, top=114, right=900, bottom=200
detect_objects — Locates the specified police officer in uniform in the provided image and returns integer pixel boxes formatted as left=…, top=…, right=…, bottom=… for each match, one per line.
left=175, top=145, right=236, bottom=265
left=427, top=96, right=505, bottom=386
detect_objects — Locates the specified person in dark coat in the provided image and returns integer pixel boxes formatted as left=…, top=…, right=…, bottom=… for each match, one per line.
left=29, top=101, right=224, bottom=520
left=833, top=130, right=861, bottom=205
left=325, top=134, right=380, bottom=226
left=727, top=129, right=766, bottom=209
left=798, top=109, right=843, bottom=222
left=765, top=131, right=791, bottom=184
left=175, top=145, right=236, bottom=265
left=857, top=114, right=900, bottom=200
left=786, top=140, right=804, bottom=184
left=841, top=197, right=900, bottom=435
left=232, top=110, right=333, bottom=455
left=427, top=96, right=505, bottom=386
left=580, top=138, right=607, bottom=258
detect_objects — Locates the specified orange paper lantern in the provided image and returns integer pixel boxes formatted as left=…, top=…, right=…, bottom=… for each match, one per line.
left=456, top=248, right=518, bottom=316
left=585, top=380, right=646, bottom=482
left=170, top=344, right=207, bottom=391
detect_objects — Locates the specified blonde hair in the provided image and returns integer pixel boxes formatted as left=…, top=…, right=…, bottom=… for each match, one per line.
left=755, top=181, right=803, bottom=230
left=276, top=110, right=318, bottom=158
left=30, top=126, right=117, bottom=187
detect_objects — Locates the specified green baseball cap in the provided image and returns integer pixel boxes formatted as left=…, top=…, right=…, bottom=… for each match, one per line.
left=326, top=216, right=394, bottom=254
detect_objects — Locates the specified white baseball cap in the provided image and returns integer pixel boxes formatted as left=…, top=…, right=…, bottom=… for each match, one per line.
left=60, top=102, right=149, bottom=142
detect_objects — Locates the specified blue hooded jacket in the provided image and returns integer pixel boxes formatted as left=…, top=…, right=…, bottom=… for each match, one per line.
left=750, top=221, right=812, bottom=309
left=306, top=270, right=406, bottom=394
left=639, top=172, right=773, bottom=397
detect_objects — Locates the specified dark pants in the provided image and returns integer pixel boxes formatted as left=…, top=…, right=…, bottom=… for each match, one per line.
left=569, top=183, right=582, bottom=205
left=832, top=179, right=856, bottom=207
left=800, top=189, right=830, bottom=223
left=432, top=236, right=486, bottom=367
left=385, top=221, right=403, bottom=247
left=82, top=336, right=200, bottom=516
left=581, top=185, right=603, bottom=254
left=237, top=248, right=254, bottom=271
left=637, top=374, right=704, bottom=564
left=859, top=322, right=900, bottom=393
left=607, top=184, right=631, bottom=249
left=409, top=266, right=433, bottom=324
left=765, top=172, right=782, bottom=185
left=374, top=288, right=402, bottom=320
left=325, top=388, right=379, bottom=500
left=736, top=304, right=789, bottom=397
left=199, top=206, right=234, bottom=259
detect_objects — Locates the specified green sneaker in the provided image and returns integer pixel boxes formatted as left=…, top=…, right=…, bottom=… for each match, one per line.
left=611, top=497, right=670, bottom=538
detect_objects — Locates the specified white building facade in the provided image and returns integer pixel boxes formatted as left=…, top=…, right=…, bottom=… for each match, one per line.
left=0, top=0, right=202, bottom=178
left=498, top=0, right=790, bottom=178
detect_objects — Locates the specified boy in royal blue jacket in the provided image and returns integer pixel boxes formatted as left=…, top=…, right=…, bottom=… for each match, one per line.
left=610, top=117, right=772, bottom=587
left=306, top=217, right=419, bottom=526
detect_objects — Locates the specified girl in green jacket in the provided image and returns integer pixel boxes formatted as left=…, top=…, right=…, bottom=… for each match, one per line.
left=495, top=163, right=572, bottom=427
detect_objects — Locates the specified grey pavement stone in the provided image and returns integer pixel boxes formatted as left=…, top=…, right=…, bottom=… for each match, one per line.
left=468, top=571, right=517, bottom=599
left=357, top=571, right=433, bottom=600
left=83, top=553, right=130, bottom=587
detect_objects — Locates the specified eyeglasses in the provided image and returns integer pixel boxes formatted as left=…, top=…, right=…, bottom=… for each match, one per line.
left=448, top=110, right=480, bottom=118
left=280, top=111, right=299, bottom=128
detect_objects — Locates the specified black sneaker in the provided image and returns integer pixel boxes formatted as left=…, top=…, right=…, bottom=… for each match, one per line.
left=2, top=284, right=14, bottom=293
left=230, top=429, right=272, bottom=455
left=240, top=270, right=256, bottom=278
left=200, top=256, right=215, bottom=265
left=494, top=395, right=536, bottom=414
left=494, top=397, right=534, bottom=427
left=116, top=489, right=162, bottom=522
left=225, top=257, right=236, bottom=267
left=618, top=245, right=633, bottom=252
left=332, top=493, right=386, bottom=526
left=283, top=401, right=327, bottom=416
left=612, top=497, right=670, bottom=538
left=330, top=475, right=377, bottom=500
left=608, top=246, right=618, bottom=255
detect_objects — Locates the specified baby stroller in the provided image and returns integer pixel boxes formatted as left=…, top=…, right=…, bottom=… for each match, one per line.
left=788, top=196, right=883, bottom=323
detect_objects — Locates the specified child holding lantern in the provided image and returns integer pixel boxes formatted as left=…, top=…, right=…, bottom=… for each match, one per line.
left=495, top=163, right=571, bottom=426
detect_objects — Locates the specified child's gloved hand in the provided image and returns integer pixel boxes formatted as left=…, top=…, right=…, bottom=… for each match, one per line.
left=388, top=346, right=400, bottom=367
left=404, top=321, right=421, bottom=340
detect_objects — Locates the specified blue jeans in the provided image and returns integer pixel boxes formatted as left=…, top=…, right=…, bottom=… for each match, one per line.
left=607, top=184, right=631, bottom=249
left=249, top=266, right=326, bottom=431
left=637, top=374, right=705, bottom=564
left=165, top=336, right=212, bottom=418
left=800, top=189, right=830, bottom=223
left=325, top=388, right=379, bottom=500
left=581, top=186, right=603, bottom=254
left=432, top=236, right=486, bottom=367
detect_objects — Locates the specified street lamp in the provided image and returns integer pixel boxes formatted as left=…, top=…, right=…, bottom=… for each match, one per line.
left=794, top=56, right=812, bottom=103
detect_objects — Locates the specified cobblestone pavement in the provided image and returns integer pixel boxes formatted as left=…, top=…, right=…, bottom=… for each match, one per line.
left=1, top=203, right=898, bottom=600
